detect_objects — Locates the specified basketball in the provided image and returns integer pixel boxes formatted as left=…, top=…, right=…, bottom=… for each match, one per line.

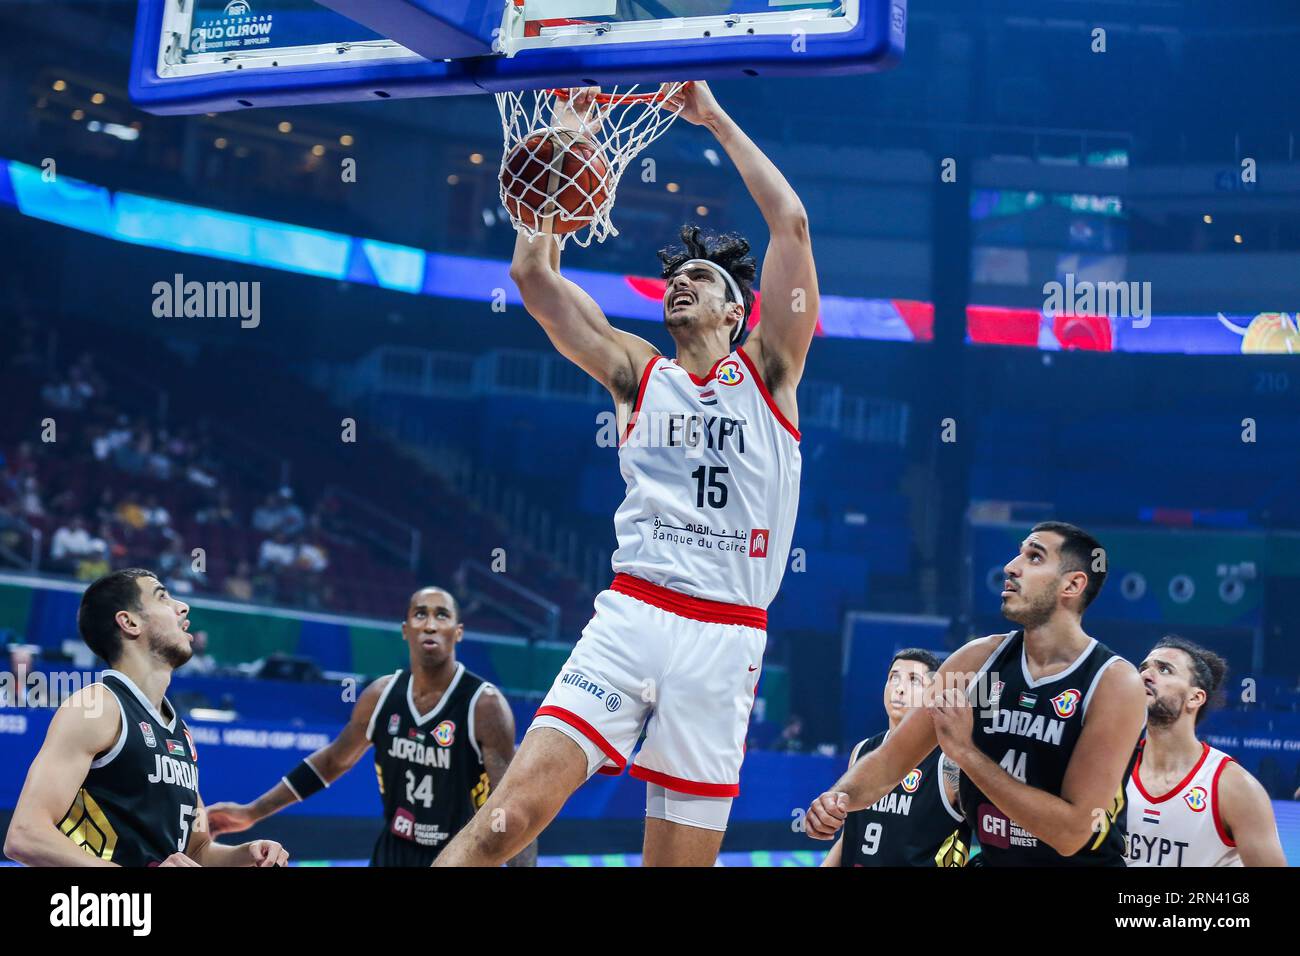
left=501, top=129, right=610, bottom=235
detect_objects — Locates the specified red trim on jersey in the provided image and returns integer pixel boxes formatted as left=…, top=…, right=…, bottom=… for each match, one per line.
left=610, top=573, right=767, bottom=629
left=1210, top=755, right=1237, bottom=847
left=674, top=354, right=728, bottom=386
left=1131, top=739, right=1211, bottom=803
left=629, top=763, right=740, bottom=797
left=620, top=355, right=664, bottom=446
left=534, top=705, right=626, bottom=774
left=736, top=346, right=801, bottom=441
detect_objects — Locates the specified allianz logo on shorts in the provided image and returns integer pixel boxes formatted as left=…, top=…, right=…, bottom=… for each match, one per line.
left=561, top=671, right=622, bottom=712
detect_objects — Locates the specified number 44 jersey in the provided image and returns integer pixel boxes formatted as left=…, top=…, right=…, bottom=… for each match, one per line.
left=612, top=348, right=802, bottom=609
left=366, top=665, right=492, bottom=866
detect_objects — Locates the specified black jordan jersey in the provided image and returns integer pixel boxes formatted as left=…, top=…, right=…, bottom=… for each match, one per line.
left=959, top=631, right=1137, bottom=866
left=840, top=731, right=970, bottom=867
left=59, top=670, right=200, bottom=866
left=366, top=664, right=491, bottom=866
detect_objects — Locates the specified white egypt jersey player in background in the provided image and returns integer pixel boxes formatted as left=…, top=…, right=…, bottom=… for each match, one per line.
left=437, top=81, right=817, bottom=867
left=1125, top=636, right=1285, bottom=867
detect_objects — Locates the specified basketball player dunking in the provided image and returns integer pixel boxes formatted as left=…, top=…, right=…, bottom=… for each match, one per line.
left=1125, top=636, right=1285, bottom=867
left=206, top=587, right=535, bottom=866
left=436, top=81, right=817, bottom=867
left=807, top=522, right=1149, bottom=866
left=821, top=649, right=970, bottom=867
left=5, top=569, right=288, bottom=866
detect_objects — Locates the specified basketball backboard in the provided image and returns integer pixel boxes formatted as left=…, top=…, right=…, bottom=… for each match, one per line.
left=130, top=0, right=905, bottom=114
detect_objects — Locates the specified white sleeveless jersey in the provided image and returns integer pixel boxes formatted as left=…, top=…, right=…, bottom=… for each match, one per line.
left=1124, top=741, right=1242, bottom=867
left=611, top=347, right=801, bottom=609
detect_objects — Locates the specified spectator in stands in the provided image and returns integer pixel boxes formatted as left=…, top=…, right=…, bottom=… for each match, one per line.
left=142, top=494, right=173, bottom=534
left=181, top=630, right=218, bottom=675
left=773, top=714, right=806, bottom=754
left=224, top=560, right=254, bottom=602
left=196, top=489, right=237, bottom=527
left=259, top=531, right=296, bottom=572
left=252, top=493, right=282, bottom=534
left=112, top=430, right=148, bottom=475
left=275, top=488, right=305, bottom=536
left=296, top=535, right=329, bottom=575
left=158, top=537, right=204, bottom=595
left=115, top=494, right=148, bottom=531
left=50, top=516, right=106, bottom=574
left=16, top=475, right=43, bottom=520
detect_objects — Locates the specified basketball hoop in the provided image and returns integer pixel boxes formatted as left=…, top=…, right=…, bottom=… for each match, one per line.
left=496, top=81, right=691, bottom=248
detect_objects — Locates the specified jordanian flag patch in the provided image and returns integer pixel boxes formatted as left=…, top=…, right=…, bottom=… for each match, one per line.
left=166, top=739, right=187, bottom=757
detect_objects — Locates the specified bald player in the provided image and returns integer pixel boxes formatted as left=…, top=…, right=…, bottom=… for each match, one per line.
left=207, top=587, right=536, bottom=866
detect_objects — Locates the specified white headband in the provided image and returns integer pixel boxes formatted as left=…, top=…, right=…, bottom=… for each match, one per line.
left=674, top=258, right=743, bottom=309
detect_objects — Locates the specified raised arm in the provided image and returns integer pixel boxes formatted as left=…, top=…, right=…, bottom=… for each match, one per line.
left=510, top=229, right=657, bottom=404
left=472, top=685, right=537, bottom=867
left=509, top=86, right=657, bottom=404
left=676, top=83, right=819, bottom=391
left=804, top=636, right=1000, bottom=840
left=936, top=659, right=1147, bottom=857
left=5, top=684, right=125, bottom=866
left=205, top=675, right=390, bottom=836
left=1217, top=762, right=1287, bottom=866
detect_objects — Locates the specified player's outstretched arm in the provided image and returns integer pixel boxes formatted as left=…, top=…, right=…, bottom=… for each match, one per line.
left=1218, top=762, right=1287, bottom=866
left=473, top=685, right=537, bottom=867
left=805, top=637, right=1000, bottom=840
left=939, top=659, right=1147, bottom=857
left=5, top=684, right=123, bottom=866
left=677, top=82, right=819, bottom=386
left=509, top=228, right=657, bottom=403
left=186, top=794, right=289, bottom=867
left=205, top=675, right=390, bottom=836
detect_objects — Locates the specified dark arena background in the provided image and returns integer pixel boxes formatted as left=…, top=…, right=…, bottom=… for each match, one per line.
left=0, top=0, right=1297, bottom=912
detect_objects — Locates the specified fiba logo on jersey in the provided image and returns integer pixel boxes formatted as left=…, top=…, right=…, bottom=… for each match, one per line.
left=1183, top=786, right=1208, bottom=812
left=387, top=713, right=400, bottom=735
left=1050, top=688, right=1081, bottom=719
left=433, top=720, right=456, bottom=747
left=716, top=360, right=744, bottom=386
left=901, top=769, right=922, bottom=793
left=138, top=721, right=156, bottom=748
left=749, top=528, right=769, bottom=558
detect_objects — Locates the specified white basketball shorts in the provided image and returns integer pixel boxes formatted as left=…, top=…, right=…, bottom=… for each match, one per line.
left=529, top=573, right=766, bottom=797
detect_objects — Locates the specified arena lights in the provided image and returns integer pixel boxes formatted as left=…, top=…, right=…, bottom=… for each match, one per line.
left=447, top=174, right=460, bottom=185
left=91, top=92, right=105, bottom=105
left=1203, top=214, right=1213, bottom=224
left=696, top=205, right=709, bottom=216
left=214, top=137, right=228, bottom=149
left=52, top=79, right=66, bottom=92
left=339, top=134, right=354, bottom=146
left=277, top=121, right=292, bottom=133
left=469, top=152, right=484, bottom=165
left=71, top=108, right=84, bottom=121
left=311, top=145, right=325, bottom=157
left=666, top=182, right=680, bottom=193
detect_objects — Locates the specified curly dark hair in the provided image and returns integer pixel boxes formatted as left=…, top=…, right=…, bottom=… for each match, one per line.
left=1153, top=635, right=1229, bottom=726
left=658, top=225, right=757, bottom=348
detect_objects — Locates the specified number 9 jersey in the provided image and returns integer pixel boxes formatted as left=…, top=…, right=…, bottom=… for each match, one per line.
left=611, top=347, right=802, bottom=609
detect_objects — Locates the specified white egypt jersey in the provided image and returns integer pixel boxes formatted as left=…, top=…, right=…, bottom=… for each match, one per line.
left=612, top=347, right=802, bottom=608
left=1124, top=740, right=1242, bottom=867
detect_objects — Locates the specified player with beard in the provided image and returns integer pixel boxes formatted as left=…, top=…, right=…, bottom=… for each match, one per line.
left=805, top=522, right=1147, bottom=866
left=821, top=649, right=969, bottom=867
left=5, top=568, right=288, bottom=866
left=1125, top=636, right=1285, bottom=867
left=206, top=587, right=535, bottom=866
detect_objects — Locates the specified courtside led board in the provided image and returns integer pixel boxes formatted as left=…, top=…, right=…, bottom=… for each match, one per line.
left=130, top=0, right=906, bottom=114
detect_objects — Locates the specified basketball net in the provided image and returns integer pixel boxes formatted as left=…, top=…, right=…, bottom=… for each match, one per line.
left=495, top=82, right=691, bottom=248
